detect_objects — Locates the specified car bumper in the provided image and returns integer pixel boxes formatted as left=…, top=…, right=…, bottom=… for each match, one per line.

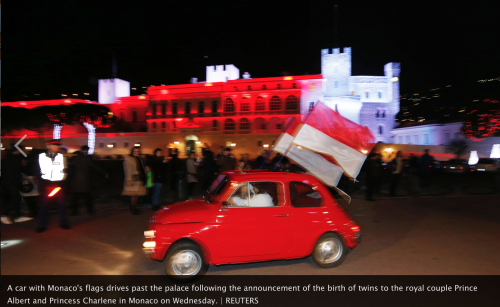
left=353, top=234, right=362, bottom=243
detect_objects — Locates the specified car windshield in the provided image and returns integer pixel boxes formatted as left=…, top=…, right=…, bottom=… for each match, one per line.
left=207, top=175, right=228, bottom=197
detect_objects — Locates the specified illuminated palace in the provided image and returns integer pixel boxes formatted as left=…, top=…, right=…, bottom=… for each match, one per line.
left=2, top=47, right=402, bottom=157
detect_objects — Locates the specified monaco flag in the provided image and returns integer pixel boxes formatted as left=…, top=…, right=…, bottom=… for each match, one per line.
left=274, top=101, right=375, bottom=188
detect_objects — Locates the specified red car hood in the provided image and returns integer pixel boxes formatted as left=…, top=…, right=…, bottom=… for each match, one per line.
left=150, top=199, right=212, bottom=224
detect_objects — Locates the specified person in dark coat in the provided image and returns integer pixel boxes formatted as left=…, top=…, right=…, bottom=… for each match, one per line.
left=1, top=146, right=32, bottom=224
left=69, top=146, right=108, bottom=215
left=364, top=153, right=379, bottom=201
left=200, top=149, right=216, bottom=191
left=148, top=148, right=167, bottom=211
left=217, top=148, right=237, bottom=172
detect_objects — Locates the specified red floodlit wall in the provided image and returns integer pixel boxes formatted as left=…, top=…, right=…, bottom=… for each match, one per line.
left=1, top=99, right=99, bottom=109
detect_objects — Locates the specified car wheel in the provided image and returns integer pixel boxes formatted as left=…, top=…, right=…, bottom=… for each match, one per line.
left=311, top=233, right=347, bottom=268
left=164, top=242, right=208, bottom=282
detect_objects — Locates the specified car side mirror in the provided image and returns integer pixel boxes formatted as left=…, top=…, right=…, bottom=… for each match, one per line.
left=222, top=201, right=229, bottom=207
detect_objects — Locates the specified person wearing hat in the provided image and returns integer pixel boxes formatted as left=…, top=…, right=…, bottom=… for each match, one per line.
left=35, top=139, right=70, bottom=233
left=216, top=148, right=236, bottom=173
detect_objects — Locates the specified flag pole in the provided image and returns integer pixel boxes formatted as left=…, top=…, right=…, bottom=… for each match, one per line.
left=273, top=101, right=319, bottom=171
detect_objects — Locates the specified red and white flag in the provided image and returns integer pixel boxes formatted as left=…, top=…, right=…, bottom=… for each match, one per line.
left=274, top=101, right=375, bottom=190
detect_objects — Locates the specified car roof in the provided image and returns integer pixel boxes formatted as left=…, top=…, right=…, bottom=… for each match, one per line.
left=222, top=171, right=320, bottom=183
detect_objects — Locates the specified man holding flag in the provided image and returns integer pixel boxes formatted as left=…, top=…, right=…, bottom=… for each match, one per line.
left=274, top=101, right=375, bottom=201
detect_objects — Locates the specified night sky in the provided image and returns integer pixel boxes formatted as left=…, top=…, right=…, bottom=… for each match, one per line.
left=2, top=1, right=499, bottom=103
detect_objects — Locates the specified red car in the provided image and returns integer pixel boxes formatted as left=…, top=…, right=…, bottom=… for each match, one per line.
left=143, top=171, right=361, bottom=280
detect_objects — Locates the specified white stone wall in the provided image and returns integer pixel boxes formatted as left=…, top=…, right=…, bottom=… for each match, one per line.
left=98, top=78, right=130, bottom=104
left=321, top=47, right=351, bottom=97
left=325, top=96, right=362, bottom=124
left=206, top=65, right=240, bottom=83
left=391, top=122, right=465, bottom=145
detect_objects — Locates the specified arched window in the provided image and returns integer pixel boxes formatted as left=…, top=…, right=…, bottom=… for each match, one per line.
left=240, top=118, right=251, bottom=130
left=240, top=97, right=250, bottom=112
left=270, top=96, right=281, bottom=110
left=211, top=101, right=218, bottom=113
left=255, top=96, right=266, bottom=111
left=378, top=92, right=382, bottom=99
left=378, top=126, right=383, bottom=135
left=185, top=102, right=191, bottom=114
left=224, top=98, right=234, bottom=112
left=254, top=117, right=266, bottom=130
left=132, top=109, right=138, bottom=123
left=198, top=101, right=204, bottom=114
left=172, top=103, right=178, bottom=115
left=285, top=95, right=298, bottom=110
left=224, top=118, right=236, bottom=130
left=308, top=102, right=314, bottom=112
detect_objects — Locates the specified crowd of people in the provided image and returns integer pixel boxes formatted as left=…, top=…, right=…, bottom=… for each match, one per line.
left=0, top=141, right=297, bottom=232
left=1, top=138, right=446, bottom=233
left=363, top=149, right=435, bottom=201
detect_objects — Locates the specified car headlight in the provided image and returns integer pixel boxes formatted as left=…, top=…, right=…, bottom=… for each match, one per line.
left=143, top=241, right=156, bottom=248
left=144, top=230, right=155, bottom=238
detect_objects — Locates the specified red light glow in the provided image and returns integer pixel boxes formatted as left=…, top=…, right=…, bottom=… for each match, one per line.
left=48, top=187, right=61, bottom=197
left=284, top=77, right=293, bottom=80
left=139, top=96, right=146, bottom=99
left=161, top=90, right=168, bottom=94
left=19, top=102, right=27, bottom=106
left=64, top=100, right=71, bottom=103
left=205, top=83, right=212, bottom=86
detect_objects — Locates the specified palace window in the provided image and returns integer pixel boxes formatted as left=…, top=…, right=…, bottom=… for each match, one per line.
left=224, top=98, right=235, bottom=112
left=334, top=81, right=338, bottom=88
left=269, top=96, right=281, bottom=110
left=162, top=122, right=166, bottom=130
left=198, top=101, right=204, bottom=114
left=285, top=95, right=298, bottom=110
left=185, top=102, right=191, bottom=114
left=277, top=84, right=281, bottom=89
left=248, top=86, right=251, bottom=90
left=378, top=126, right=383, bottom=135
left=212, top=101, right=218, bottom=113
left=224, top=118, right=236, bottom=130
left=263, top=85, right=266, bottom=90
left=365, top=92, right=369, bottom=99
left=240, top=97, right=250, bottom=112
left=255, top=97, right=266, bottom=111
left=162, top=103, right=167, bottom=115
left=172, top=103, right=178, bottom=115
left=378, top=92, right=382, bottom=99
left=308, top=102, right=314, bottom=112
left=132, top=110, right=138, bottom=123
left=240, top=118, right=251, bottom=130
left=212, top=120, right=218, bottom=128
left=152, top=122, right=157, bottom=130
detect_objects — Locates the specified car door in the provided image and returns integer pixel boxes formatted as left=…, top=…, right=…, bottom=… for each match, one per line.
left=215, top=181, right=291, bottom=258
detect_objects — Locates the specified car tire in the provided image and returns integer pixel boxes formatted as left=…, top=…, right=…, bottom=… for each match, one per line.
left=311, top=232, right=347, bottom=268
left=164, top=241, right=208, bottom=282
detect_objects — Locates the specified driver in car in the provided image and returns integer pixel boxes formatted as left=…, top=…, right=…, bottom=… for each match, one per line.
left=229, top=183, right=274, bottom=207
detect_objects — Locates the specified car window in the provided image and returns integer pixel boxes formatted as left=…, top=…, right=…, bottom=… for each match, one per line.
left=289, top=181, right=323, bottom=208
left=226, top=181, right=283, bottom=207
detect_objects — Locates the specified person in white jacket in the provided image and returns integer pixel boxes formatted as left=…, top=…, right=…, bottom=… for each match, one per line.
left=186, top=152, right=198, bottom=198
left=229, top=183, right=274, bottom=207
